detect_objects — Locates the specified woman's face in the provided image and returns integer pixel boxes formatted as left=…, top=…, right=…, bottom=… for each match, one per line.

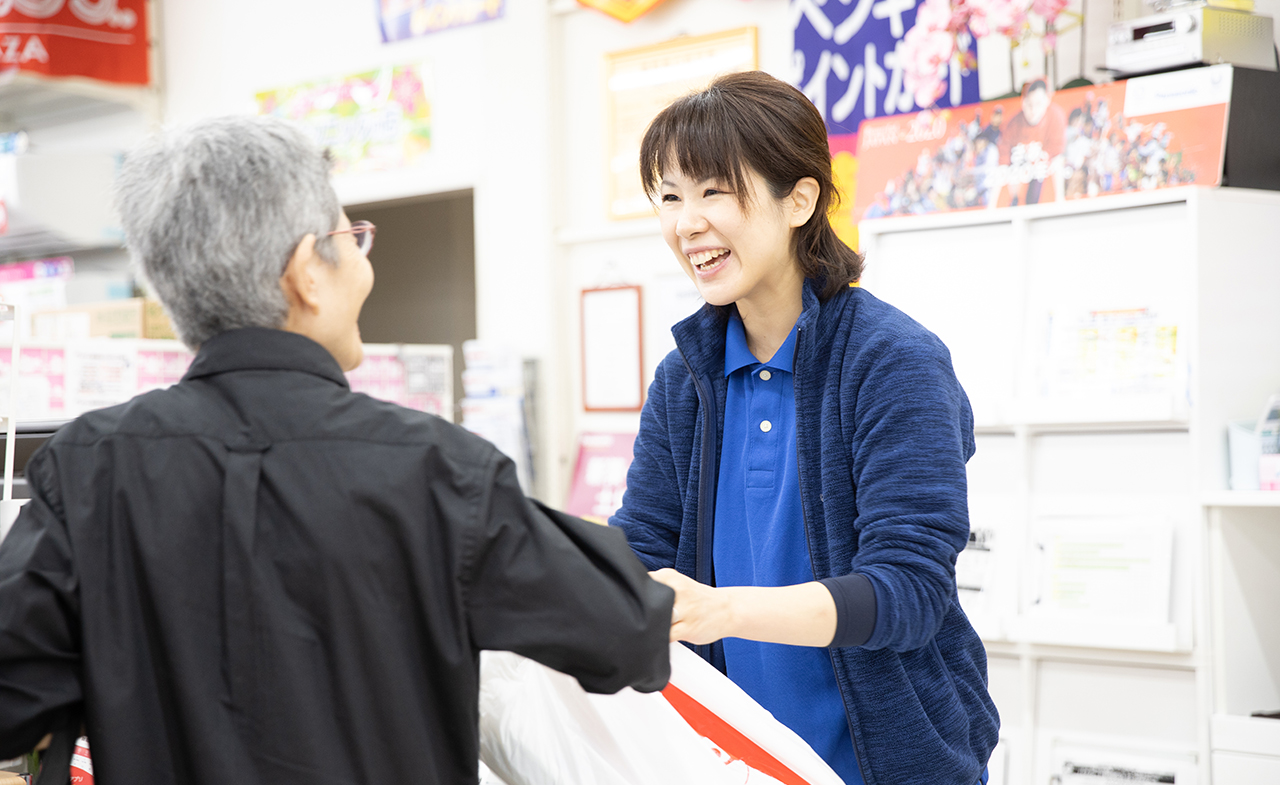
left=658, top=164, right=801, bottom=311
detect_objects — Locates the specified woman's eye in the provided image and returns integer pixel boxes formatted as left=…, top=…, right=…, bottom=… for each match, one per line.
left=661, top=193, right=680, bottom=202
left=704, top=188, right=722, bottom=197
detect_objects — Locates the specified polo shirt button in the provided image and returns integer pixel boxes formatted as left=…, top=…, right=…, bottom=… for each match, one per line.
left=759, top=370, right=772, bottom=381
left=760, top=420, right=772, bottom=433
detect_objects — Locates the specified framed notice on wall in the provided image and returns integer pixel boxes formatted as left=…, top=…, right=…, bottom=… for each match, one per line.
left=581, top=286, right=643, bottom=412
left=604, top=27, right=757, bottom=220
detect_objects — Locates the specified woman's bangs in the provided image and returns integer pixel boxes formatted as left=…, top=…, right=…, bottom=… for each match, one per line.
left=641, top=95, right=747, bottom=200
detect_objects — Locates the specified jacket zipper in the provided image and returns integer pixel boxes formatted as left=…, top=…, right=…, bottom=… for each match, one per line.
left=792, top=326, right=873, bottom=783
left=677, top=349, right=717, bottom=585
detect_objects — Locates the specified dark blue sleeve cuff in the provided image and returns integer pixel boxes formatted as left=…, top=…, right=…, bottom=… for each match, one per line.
left=820, top=573, right=877, bottom=648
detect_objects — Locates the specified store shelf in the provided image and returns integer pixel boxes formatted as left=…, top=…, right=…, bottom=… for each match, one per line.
left=858, top=186, right=1280, bottom=785
left=858, top=186, right=1203, bottom=236
left=974, top=421, right=1192, bottom=436
left=1201, top=491, right=1280, bottom=508
left=0, top=73, right=157, bottom=130
left=1006, top=617, right=1186, bottom=654
left=1211, top=714, right=1280, bottom=757
left=983, top=638, right=1198, bottom=669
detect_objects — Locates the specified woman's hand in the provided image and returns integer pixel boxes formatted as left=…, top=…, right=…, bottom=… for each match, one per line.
left=650, top=569, right=839, bottom=648
left=650, top=568, right=736, bottom=644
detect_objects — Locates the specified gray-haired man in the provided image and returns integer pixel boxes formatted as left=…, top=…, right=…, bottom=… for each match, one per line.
left=0, top=116, right=673, bottom=784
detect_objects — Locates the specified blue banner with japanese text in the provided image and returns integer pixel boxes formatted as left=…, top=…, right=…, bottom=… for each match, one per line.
left=792, top=0, right=981, bottom=135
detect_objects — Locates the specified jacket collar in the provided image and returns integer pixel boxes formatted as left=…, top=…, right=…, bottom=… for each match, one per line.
left=723, top=311, right=800, bottom=376
left=674, top=278, right=824, bottom=379
left=183, top=327, right=350, bottom=389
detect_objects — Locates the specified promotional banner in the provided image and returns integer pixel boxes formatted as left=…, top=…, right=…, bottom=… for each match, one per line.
left=0, top=0, right=148, bottom=85
left=793, top=0, right=981, bottom=248
left=853, top=66, right=1232, bottom=219
left=376, top=0, right=503, bottom=41
left=256, top=64, right=431, bottom=175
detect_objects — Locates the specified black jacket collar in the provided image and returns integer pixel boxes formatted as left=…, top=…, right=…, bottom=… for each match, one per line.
left=183, top=327, right=350, bottom=388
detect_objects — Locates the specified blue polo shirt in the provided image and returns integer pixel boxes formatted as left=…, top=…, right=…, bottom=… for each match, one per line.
left=713, top=312, right=864, bottom=785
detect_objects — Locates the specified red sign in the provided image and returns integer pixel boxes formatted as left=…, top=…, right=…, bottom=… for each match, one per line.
left=0, top=0, right=149, bottom=85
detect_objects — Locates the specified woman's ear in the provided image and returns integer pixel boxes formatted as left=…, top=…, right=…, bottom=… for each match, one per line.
left=787, top=177, right=821, bottom=228
left=280, top=234, right=323, bottom=314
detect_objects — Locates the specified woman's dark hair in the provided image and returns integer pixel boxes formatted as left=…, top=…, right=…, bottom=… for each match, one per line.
left=639, top=70, right=864, bottom=299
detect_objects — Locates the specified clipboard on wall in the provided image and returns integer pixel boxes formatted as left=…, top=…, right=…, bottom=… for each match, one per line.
left=581, top=285, right=644, bottom=412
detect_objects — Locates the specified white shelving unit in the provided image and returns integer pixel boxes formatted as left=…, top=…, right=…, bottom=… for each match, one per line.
left=858, top=186, right=1280, bottom=785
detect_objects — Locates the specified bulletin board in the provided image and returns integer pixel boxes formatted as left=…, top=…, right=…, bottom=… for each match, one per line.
left=604, top=27, right=757, bottom=220
left=581, top=286, right=644, bottom=412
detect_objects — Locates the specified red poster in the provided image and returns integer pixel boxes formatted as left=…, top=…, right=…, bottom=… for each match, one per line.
left=0, top=0, right=149, bottom=85
left=854, top=66, right=1232, bottom=221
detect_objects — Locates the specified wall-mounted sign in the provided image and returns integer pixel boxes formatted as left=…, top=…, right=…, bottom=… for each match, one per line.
left=256, top=63, right=431, bottom=176
left=0, top=0, right=149, bottom=85
left=605, top=27, right=757, bottom=220
left=377, top=0, right=504, bottom=41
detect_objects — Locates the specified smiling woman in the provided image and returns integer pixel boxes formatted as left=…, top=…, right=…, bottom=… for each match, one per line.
left=656, top=166, right=811, bottom=362
left=611, top=70, right=1000, bottom=785
left=639, top=71, right=863, bottom=304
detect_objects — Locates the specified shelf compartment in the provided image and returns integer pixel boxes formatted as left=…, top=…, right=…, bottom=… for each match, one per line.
left=1211, top=714, right=1280, bottom=757
left=1201, top=491, right=1280, bottom=508
left=1007, top=617, right=1185, bottom=654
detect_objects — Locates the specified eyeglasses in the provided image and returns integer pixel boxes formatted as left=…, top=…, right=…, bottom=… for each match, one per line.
left=327, top=220, right=376, bottom=255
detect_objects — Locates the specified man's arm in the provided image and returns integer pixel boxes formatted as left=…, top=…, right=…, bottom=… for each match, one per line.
left=0, top=450, right=82, bottom=759
left=463, top=454, right=674, bottom=694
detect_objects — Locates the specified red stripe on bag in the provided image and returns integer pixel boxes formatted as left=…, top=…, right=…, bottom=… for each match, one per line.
left=661, top=684, right=812, bottom=785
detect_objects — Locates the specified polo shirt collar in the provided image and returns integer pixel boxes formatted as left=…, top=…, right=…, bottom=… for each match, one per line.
left=723, top=310, right=799, bottom=377
left=183, top=327, right=351, bottom=388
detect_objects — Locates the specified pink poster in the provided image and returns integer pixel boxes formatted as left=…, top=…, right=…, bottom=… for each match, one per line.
left=565, top=432, right=636, bottom=524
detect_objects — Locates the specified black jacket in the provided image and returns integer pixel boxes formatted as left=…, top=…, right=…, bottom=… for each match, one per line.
left=0, top=327, right=672, bottom=784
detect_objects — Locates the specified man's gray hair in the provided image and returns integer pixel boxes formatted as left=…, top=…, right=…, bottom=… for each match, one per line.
left=115, top=115, right=341, bottom=348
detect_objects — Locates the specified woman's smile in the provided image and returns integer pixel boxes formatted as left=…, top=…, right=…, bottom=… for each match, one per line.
left=687, top=248, right=731, bottom=277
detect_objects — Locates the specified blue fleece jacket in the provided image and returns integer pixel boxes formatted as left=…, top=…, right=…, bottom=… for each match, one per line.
left=611, top=282, right=1000, bottom=785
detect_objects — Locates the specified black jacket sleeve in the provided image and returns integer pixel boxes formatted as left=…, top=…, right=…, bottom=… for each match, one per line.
left=462, top=454, right=673, bottom=695
left=0, top=449, right=82, bottom=759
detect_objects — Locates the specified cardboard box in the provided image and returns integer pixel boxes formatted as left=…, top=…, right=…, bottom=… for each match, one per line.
left=32, top=298, right=175, bottom=341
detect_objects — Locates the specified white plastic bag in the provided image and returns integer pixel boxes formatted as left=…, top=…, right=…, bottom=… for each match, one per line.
left=478, top=642, right=845, bottom=785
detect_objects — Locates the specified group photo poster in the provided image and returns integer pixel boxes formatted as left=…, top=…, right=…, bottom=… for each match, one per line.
left=853, top=66, right=1232, bottom=220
